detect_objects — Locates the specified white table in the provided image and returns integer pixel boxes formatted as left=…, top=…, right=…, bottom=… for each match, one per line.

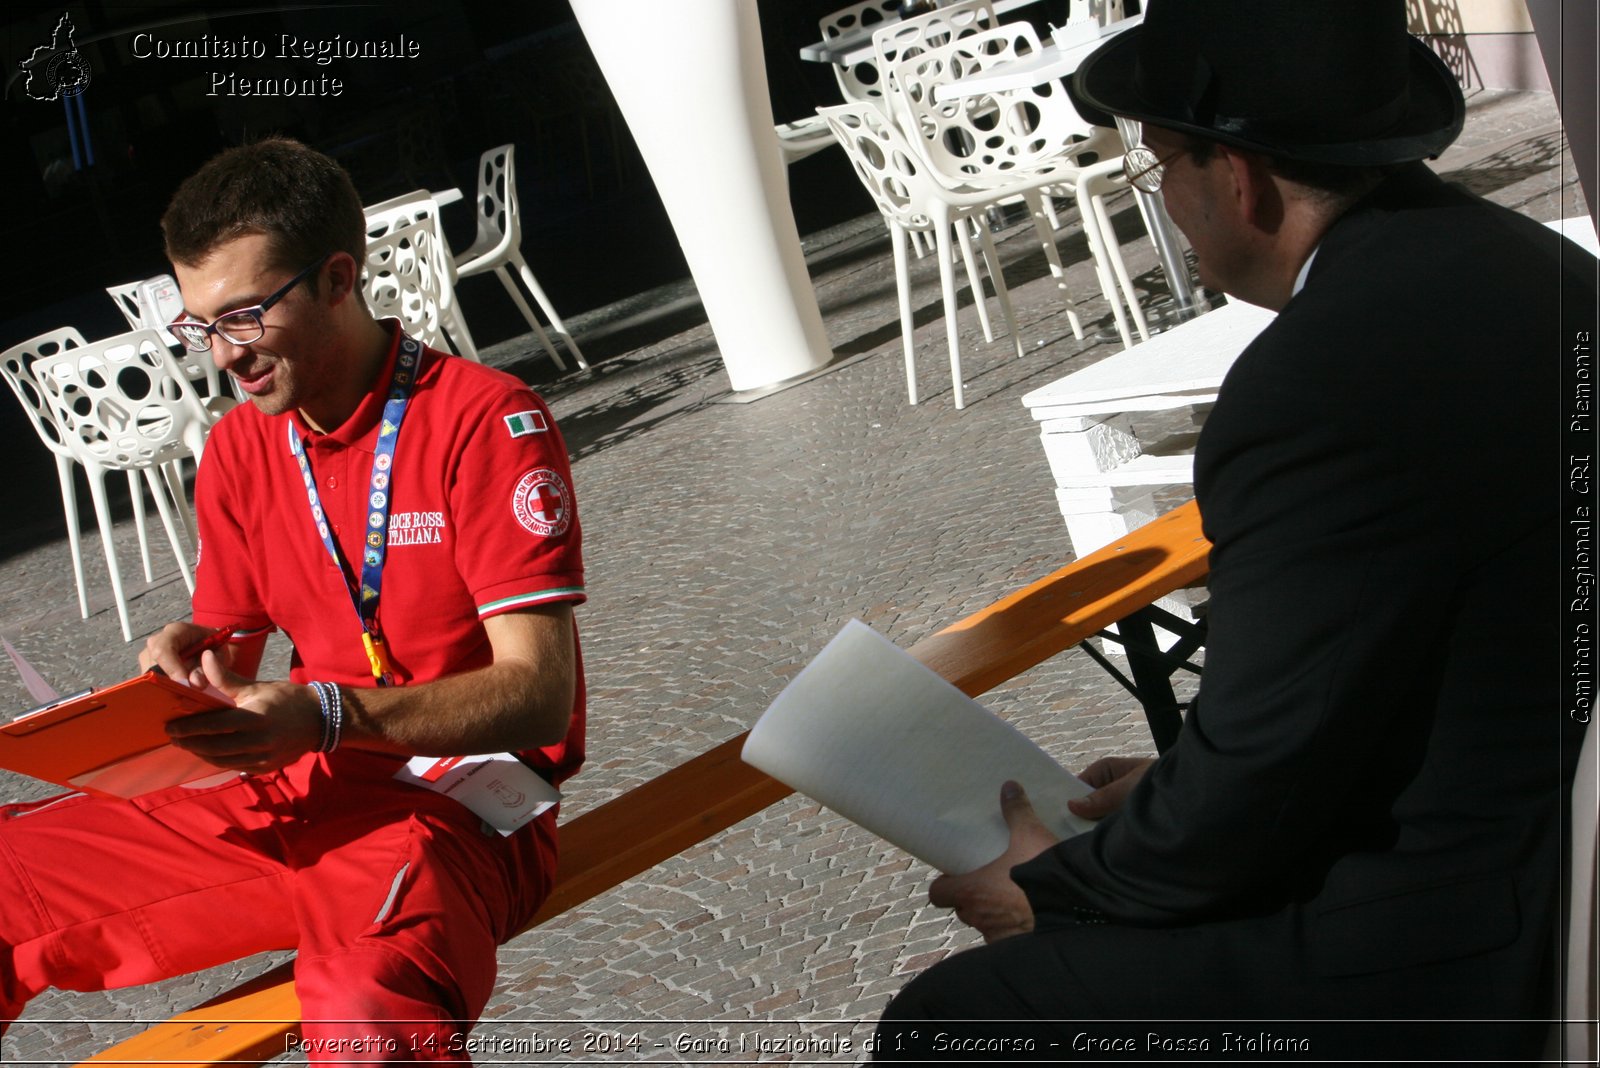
left=799, top=0, right=1053, bottom=65
left=363, top=187, right=462, bottom=216
left=1021, top=299, right=1275, bottom=560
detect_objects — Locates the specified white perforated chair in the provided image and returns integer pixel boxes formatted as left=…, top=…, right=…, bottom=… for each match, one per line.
left=27, top=328, right=218, bottom=641
left=2, top=327, right=97, bottom=621
left=822, top=102, right=1085, bottom=409
left=364, top=195, right=480, bottom=360
left=452, top=145, right=588, bottom=371
left=775, top=118, right=840, bottom=165
left=871, top=0, right=1083, bottom=244
left=892, top=22, right=1149, bottom=346
left=774, top=0, right=905, bottom=166
left=869, top=0, right=997, bottom=90
left=822, top=0, right=904, bottom=107
left=107, top=273, right=241, bottom=402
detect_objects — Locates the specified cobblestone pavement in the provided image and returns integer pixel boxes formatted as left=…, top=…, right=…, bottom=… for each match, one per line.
left=0, top=90, right=1588, bottom=1064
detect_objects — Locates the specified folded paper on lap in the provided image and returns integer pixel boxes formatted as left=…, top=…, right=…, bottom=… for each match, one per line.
left=743, top=619, right=1093, bottom=875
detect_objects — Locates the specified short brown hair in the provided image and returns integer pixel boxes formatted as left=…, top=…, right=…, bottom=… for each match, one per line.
left=161, top=137, right=365, bottom=285
left=1187, top=137, right=1390, bottom=205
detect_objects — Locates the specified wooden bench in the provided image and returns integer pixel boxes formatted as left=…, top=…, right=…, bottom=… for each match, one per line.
left=80, top=501, right=1209, bottom=1067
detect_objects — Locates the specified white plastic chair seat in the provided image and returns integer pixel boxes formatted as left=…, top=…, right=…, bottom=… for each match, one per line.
left=451, top=144, right=588, bottom=371
left=775, top=114, right=839, bottom=164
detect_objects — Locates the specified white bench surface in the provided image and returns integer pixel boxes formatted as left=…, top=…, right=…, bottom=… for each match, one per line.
left=1022, top=300, right=1276, bottom=420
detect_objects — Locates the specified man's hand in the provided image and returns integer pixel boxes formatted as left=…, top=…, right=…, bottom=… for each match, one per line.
left=140, top=621, right=219, bottom=686
left=163, top=652, right=323, bottom=772
left=140, top=621, right=266, bottom=686
left=1066, top=755, right=1155, bottom=820
left=928, top=781, right=1060, bottom=944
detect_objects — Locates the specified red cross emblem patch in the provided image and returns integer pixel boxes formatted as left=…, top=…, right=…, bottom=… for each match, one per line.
left=511, top=468, right=572, bottom=537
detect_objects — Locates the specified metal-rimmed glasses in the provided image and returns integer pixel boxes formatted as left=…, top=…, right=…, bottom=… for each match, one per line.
left=168, top=253, right=331, bottom=352
left=1121, top=146, right=1188, bottom=194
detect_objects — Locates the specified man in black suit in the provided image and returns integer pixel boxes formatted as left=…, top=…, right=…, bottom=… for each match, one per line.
left=875, top=1, right=1595, bottom=1060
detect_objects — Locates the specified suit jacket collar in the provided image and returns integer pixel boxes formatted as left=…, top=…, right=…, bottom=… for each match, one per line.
left=1300, top=164, right=1450, bottom=297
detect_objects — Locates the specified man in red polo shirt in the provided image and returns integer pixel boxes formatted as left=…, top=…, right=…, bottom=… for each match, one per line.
left=0, top=138, right=585, bottom=1060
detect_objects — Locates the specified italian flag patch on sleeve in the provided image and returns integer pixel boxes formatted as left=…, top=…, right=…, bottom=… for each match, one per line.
left=504, top=410, right=549, bottom=437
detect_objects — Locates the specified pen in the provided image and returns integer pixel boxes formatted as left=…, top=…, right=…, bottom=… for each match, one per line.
left=178, top=626, right=239, bottom=661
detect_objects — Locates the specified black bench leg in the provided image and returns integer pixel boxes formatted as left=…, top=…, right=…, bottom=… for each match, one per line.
left=1078, top=605, right=1206, bottom=753
left=1117, top=610, right=1185, bottom=752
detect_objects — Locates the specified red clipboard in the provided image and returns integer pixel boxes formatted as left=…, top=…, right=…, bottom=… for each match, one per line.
left=0, top=671, right=234, bottom=798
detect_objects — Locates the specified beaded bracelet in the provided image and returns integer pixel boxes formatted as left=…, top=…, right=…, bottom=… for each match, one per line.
left=308, top=681, right=344, bottom=753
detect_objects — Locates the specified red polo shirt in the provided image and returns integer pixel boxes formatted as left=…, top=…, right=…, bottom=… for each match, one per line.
left=191, top=326, right=586, bottom=783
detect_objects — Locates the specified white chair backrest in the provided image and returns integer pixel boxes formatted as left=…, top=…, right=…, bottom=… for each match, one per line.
left=893, top=22, right=1093, bottom=186
left=106, top=274, right=185, bottom=348
left=363, top=189, right=439, bottom=222
left=366, top=194, right=445, bottom=246
left=106, top=282, right=145, bottom=331
left=0, top=327, right=90, bottom=462
left=820, top=102, right=941, bottom=233
left=363, top=215, right=452, bottom=350
left=870, top=0, right=996, bottom=99
left=107, top=274, right=230, bottom=400
left=819, top=0, right=903, bottom=105
left=32, top=328, right=212, bottom=470
left=465, top=144, right=520, bottom=269
left=140, top=275, right=185, bottom=329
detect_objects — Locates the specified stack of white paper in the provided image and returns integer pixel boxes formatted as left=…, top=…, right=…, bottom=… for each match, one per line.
left=743, top=620, right=1093, bottom=875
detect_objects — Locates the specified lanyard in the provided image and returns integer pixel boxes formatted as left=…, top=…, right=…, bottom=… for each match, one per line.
left=287, top=333, right=424, bottom=685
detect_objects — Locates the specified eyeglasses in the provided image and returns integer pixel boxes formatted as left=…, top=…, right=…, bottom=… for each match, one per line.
left=168, top=254, right=330, bottom=352
left=1121, top=145, right=1188, bottom=194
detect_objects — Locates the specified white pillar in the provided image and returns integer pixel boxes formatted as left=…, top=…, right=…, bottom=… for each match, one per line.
left=570, top=0, right=835, bottom=391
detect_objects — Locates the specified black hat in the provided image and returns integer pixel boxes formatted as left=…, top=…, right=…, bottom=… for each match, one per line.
left=1067, top=0, right=1465, bottom=166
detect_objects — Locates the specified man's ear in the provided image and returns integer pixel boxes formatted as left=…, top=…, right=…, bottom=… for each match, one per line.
left=1222, top=146, right=1283, bottom=233
left=322, top=250, right=362, bottom=306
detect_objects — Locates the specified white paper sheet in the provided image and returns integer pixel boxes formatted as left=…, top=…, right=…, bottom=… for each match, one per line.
left=743, top=620, right=1094, bottom=875
left=4, top=636, right=59, bottom=705
left=395, top=753, right=561, bottom=835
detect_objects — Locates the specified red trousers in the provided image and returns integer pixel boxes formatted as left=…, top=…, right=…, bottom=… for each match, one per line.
left=0, top=750, right=556, bottom=1062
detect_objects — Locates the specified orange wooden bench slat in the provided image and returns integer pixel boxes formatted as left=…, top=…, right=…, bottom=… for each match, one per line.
left=80, top=501, right=1210, bottom=1067
left=908, top=500, right=1209, bottom=697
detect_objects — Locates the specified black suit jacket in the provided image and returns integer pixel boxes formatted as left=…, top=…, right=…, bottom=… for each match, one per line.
left=1011, top=166, right=1595, bottom=1023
